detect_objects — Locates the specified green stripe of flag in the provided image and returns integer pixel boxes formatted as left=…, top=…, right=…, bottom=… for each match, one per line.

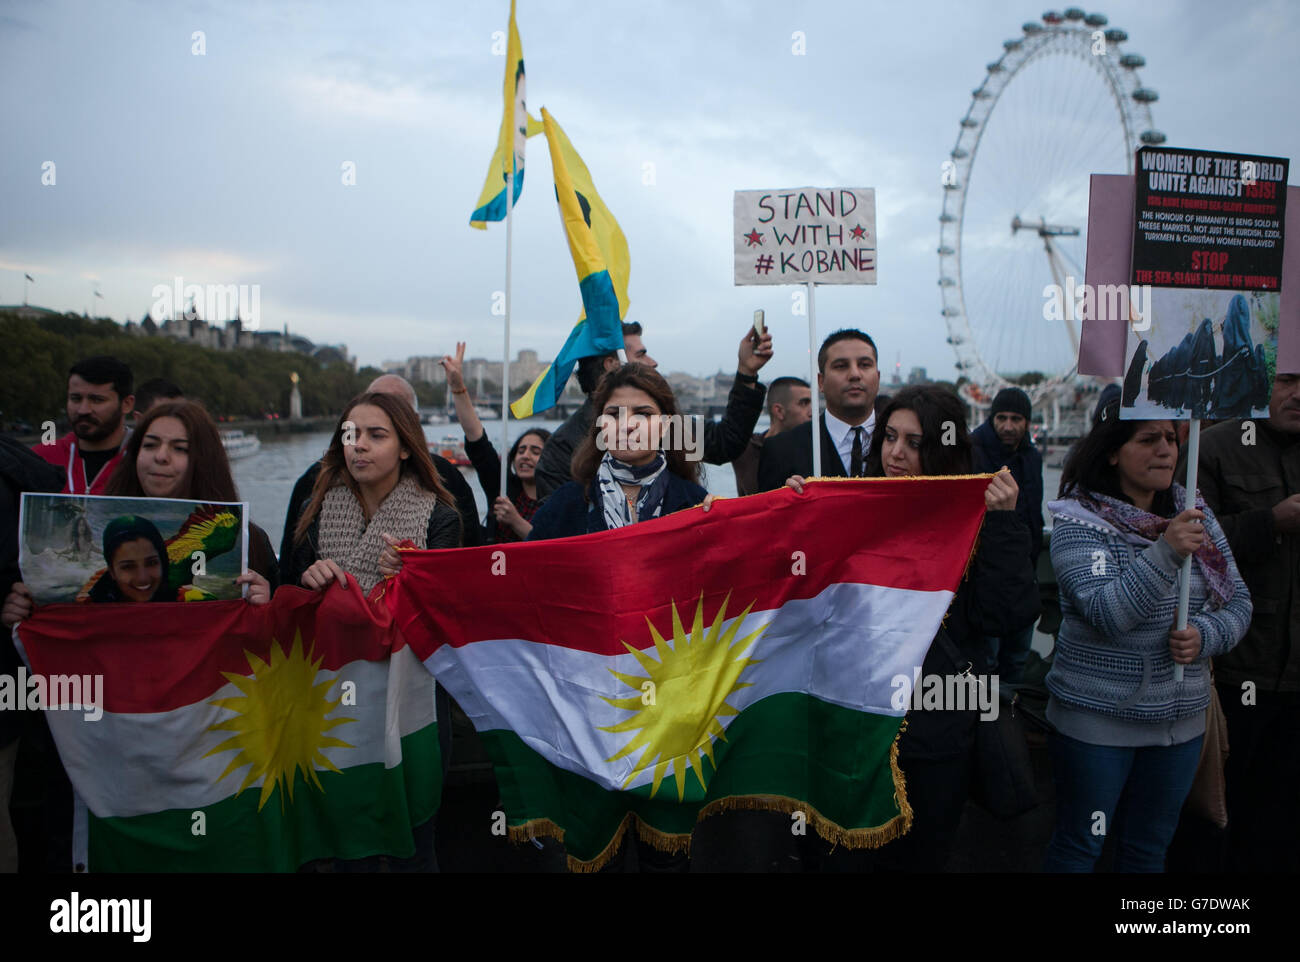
left=88, top=725, right=440, bottom=872
left=481, top=693, right=906, bottom=868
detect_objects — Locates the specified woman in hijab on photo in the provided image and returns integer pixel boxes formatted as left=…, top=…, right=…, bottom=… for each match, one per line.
left=1123, top=339, right=1148, bottom=408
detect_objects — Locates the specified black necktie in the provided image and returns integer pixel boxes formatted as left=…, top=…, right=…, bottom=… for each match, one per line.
left=849, top=426, right=863, bottom=478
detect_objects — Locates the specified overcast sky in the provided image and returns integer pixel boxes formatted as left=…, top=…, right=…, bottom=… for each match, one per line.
left=2, top=0, right=1297, bottom=387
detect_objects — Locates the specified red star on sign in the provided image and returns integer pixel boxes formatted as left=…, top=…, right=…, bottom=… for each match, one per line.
left=744, top=229, right=763, bottom=247
left=850, top=224, right=867, bottom=240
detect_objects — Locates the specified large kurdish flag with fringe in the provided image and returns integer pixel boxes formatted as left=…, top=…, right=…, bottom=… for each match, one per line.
left=16, top=584, right=440, bottom=872
left=389, top=477, right=989, bottom=871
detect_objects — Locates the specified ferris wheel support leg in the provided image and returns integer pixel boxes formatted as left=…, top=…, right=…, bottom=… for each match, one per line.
left=806, top=281, right=821, bottom=478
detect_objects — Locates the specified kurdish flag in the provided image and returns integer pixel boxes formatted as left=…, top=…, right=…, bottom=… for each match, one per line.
left=16, top=583, right=439, bottom=872
left=469, top=0, right=544, bottom=229
left=510, top=107, right=630, bottom=419
left=388, top=477, right=989, bottom=871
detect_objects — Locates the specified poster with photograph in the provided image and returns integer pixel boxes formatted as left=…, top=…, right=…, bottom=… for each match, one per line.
left=1121, top=290, right=1277, bottom=419
left=1122, top=146, right=1288, bottom=419
left=18, top=493, right=249, bottom=605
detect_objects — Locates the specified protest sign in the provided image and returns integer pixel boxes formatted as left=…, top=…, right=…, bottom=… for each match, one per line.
left=1081, top=178, right=1300, bottom=377
left=734, top=188, right=876, bottom=285
left=19, top=493, right=249, bottom=604
left=1120, top=147, right=1288, bottom=419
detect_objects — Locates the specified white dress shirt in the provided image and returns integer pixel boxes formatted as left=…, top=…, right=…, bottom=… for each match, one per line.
left=823, top=408, right=876, bottom=476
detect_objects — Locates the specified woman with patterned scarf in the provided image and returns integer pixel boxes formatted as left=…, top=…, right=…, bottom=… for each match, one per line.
left=527, top=363, right=717, bottom=872
left=527, top=364, right=715, bottom=542
left=1043, top=399, right=1251, bottom=871
left=283, top=390, right=461, bottom=872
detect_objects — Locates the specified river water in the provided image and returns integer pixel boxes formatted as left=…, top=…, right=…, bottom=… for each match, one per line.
left=231, top=418, right=1062, bottom=553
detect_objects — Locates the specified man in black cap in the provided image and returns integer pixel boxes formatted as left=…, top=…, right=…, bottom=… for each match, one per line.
left=970, top=386, right=1043, bottom=683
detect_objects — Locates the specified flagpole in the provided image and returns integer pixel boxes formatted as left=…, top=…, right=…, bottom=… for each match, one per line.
left=500, top=158, right=515, bottom=499
left=1172, top=417, right=1201, bottom=684
left=807, top=280, right=821, bottom=477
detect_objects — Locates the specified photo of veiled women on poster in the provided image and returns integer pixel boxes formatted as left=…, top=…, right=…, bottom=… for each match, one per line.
left=18, top=493, right=248, bottom=604
left=1121, top=289, right=1276, bottom=420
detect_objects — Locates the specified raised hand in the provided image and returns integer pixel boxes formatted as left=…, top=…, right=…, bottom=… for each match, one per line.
left=441, top=341, right=468, bottom=394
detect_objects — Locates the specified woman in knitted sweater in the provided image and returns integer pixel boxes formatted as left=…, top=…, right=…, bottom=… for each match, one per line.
left=1044, top=400, right=1251, bottom=871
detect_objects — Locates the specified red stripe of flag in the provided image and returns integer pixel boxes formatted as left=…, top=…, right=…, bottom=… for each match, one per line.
left=388, top=478, right=989, bottom=659
left=17, top=582, right=399, bottom=714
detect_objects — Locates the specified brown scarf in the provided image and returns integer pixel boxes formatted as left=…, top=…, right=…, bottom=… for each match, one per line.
left=317, top=473, right=437, bottom=593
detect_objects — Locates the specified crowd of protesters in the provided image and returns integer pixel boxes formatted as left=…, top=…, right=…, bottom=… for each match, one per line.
left=1, top=321, right=1296, bottom=876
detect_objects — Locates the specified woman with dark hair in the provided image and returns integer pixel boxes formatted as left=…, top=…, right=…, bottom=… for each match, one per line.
left=3, top=401, right=275, bottom=624
left=527, top=364, right=710, bottom=541
left=104, top=399, right=277, bottom=591
left=525, top=364, right=715, bottom=873
left=786, top=385, right=1039, bottom=871
left=87, top=515, right=171, bottom=603
left=284, top=391, right=461, bottom=592
left=441, top=342, right=551, bottom=542
left=1043, top=400, right=1251, bottom=871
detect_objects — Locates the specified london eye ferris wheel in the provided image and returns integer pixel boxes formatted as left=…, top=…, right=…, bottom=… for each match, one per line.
left=939, top=9, right=1165, bottom=409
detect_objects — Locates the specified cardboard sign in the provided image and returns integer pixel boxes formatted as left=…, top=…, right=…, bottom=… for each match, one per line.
left=734, top=188, right=876, bottom=285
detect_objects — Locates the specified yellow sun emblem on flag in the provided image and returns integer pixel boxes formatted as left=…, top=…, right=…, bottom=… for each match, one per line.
left=600, top=593, right=765, bottom=801
left=204, top=632, right=355, bottom=811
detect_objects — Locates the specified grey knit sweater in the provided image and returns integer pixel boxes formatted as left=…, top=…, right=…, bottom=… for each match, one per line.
left=1045, top=495, right=1251, bottom=744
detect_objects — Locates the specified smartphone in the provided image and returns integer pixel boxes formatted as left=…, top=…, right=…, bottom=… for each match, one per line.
left=751, top=309, right=765, bottom=345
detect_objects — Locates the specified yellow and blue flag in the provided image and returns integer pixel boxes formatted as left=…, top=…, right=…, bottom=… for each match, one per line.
left=511, top=107, right=630, bottom=418
left=470, top=0, right=544, bottom=229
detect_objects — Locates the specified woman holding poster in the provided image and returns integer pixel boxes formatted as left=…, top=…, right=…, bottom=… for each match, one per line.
left=1043, top=400, right=1251, bottom=871
left=104, top=399, right=277, bottom=591
left=3, top=400, right=276, bottom=623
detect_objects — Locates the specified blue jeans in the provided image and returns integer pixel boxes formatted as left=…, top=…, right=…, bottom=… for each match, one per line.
left=985, top=622, right=1035, bottom=683
left=1044, top=731, right=1202, bottom=872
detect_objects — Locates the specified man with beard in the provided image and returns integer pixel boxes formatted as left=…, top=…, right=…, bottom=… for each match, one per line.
left=970, top=387, right=1044, bottom=683
left=33, top=356, right=134, bottom=494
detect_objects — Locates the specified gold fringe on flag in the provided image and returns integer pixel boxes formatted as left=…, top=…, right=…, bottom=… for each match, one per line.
left=501, top=722, right=915, bottom=873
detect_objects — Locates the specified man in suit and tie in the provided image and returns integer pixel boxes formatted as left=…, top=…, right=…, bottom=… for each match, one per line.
left=757, top=329, right=883, bottom=491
